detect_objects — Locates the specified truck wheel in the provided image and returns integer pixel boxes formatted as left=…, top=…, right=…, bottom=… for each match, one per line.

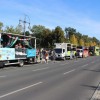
left=28, top=58, right=33, bottom=64
left=19, top=60, right=24, bottom=67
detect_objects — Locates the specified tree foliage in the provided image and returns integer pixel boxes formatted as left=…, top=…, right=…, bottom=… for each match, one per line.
left=0, top=21, right=99, bottom=48
left=65, top=27, right=100, bottom=47
left=31, top=25, right=45, bottom=38
left=4, top=26, right=15, bottom=33
left=53, top=26, right=65, bottom=43
left=4, top=26, right=22, bottom=34
left=79, top=38, right=84, bottom=46
left=0, top=22, right=3, bottom=32
left=70, top=34, right=78, bottom=45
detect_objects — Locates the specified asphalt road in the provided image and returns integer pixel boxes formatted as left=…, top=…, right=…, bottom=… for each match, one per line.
left=0, top=56, right=100, bottom=100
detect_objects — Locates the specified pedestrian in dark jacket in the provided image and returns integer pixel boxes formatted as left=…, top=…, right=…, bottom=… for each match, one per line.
left=75, top=51, right=78, bottom=60
left=40, top=51, right=43, bottom=63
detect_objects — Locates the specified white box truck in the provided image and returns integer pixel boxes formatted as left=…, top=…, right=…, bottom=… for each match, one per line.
left=54, top=43, right=72, bottom=60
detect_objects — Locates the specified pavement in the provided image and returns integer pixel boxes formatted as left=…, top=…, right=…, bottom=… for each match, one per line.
left=90, top=83, right=100, bottom=100
left=37, top=57, right=100, bottom=100
left=1, top=56, right=99, bottom=100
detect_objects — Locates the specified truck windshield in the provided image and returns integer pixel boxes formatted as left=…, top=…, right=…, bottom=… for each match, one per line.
left=77, top=50, right=83, bottom=52
left=72, top=48, right=76, bottom=51
left=54, top=49, right=62, bottom=53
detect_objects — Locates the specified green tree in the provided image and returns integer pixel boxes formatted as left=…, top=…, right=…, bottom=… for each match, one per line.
left=92, top=37, right=99, bottom=45
left=0, top=22, right=3, bottom=32
left=82, top=35, right=89, bottom=46
left=70, top=34, right=78, bottom=45
left=65, top=27, right=76, bottom=35
left=65, top=27, right=76, bottom=42
left=4, top=26, right=15, bottom=33
left=53, top=26, right=65, bottom=43
left=14, top=26, right=22, bottom=34
left=31, top=25, right=46, bottom=48
left=4, top=25, right=22, bottom=34
left=41, top=29, right=52, bottom=48
left=75, top=32, right=82, bottom=45
left=31, top=25, right=45, bottom=38
left=25, top=31, right=30, bottom=36
left=79, top=38, right=84, bottom=46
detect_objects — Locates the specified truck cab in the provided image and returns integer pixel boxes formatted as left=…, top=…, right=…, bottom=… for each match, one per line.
left=76, top=49, right=83, bottom=58
left=54, top=48, right=65, bottom=60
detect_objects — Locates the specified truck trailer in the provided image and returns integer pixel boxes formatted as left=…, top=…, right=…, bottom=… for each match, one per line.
left=0, top=32, right=36, bottom=68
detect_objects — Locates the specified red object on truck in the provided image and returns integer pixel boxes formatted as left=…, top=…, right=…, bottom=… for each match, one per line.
left=83, top=48, right=89, bottom=57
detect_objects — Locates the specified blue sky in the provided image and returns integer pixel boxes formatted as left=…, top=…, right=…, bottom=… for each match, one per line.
left=0, top=0, right=100, bottom=40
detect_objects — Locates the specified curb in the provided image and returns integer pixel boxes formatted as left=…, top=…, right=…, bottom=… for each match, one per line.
left=90, top=82, right=100, bottom=100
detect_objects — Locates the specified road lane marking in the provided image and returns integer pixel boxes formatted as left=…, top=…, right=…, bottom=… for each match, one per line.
left=32, top=67, right=49, bottom=71
left=81, top=64, right=88, bottom=68
left=63, top=69, right=75, bottom=75
left=0, top=82, right=43, bottom=99
left=0, top=76, right=6, bottom=78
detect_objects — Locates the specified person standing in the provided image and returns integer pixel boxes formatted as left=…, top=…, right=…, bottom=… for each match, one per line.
left=70, top=50, right=73, bottom=60
left=75, top=51, right=78, bottom=60
left=45, top=51, right=49, bottom=64
left=40, top=51, right=43, bottom=63
left=52, top=50, right=56, bottom=63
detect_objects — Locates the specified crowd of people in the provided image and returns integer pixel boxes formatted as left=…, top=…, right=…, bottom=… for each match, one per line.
left=36, top=48, right=81, bottom=64
left=15, top=43, right=25, bottom=49
left=37, top=49, right=56, bottom=64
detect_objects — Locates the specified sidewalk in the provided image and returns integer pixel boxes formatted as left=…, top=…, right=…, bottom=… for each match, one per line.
left=90, top=83, right=100, bottom=100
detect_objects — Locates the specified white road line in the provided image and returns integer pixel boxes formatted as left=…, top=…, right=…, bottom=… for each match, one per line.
left=63, top=69, right=75, bottom=75
left=0, top=76, right=6, bottom=78
left=81, top=64, right=88, bottom=68
left=0, top=82, right=43, bottom=99
left=32, top=67, right=49, bottom=71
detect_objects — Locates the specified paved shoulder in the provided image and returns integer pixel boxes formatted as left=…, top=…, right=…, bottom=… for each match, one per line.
left=90, top=82, right=100, bottom=100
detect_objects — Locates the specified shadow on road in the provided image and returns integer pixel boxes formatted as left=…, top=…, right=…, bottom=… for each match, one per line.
left=83, top=68, right=100, bottom=72
left=81, top=84, right=97, bottom=91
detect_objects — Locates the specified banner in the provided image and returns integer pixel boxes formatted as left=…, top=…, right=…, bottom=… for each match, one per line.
left=0, top=48, right=15, bottom=60
left=26, top=49, right=36, bottom=58
left=15, top=48, right=27, bottom=59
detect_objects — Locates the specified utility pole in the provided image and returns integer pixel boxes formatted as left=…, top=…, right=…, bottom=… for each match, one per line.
left=19, top=15, right=30, bottom=37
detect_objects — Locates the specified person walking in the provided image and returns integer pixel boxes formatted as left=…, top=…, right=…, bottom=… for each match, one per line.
left=45, top=51, right=49, bottom=64
left=75, top=51, right=78, bottom=60
left=52, top=50, right=56, bottom=63
left=40, top=51, right=43, bottom=63
left=70, top=50, right=74, bottom=60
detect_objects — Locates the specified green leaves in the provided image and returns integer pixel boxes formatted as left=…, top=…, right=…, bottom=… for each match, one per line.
left=0, top=22, right=3, bottom=32
left=0, top=21, right=99, bottom=48
left=65, top=27, right=100, bottom=47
